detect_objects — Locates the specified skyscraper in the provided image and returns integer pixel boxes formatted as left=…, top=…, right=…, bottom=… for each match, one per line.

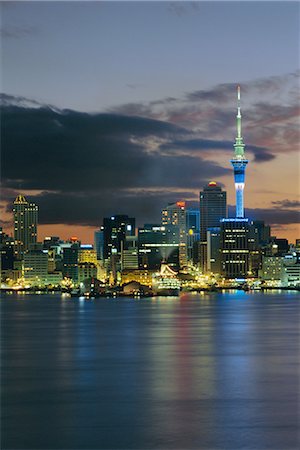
left=103, top=215, right=135, bottom=260
left=13, top=195, right=38, bottom=260
left=200, top=182, right=227, bottom=241
left=162, top=202, right=187, bottom=268
left=199, top=182, right=227, bottom=272
left=186, top=208, right=200, bottom=263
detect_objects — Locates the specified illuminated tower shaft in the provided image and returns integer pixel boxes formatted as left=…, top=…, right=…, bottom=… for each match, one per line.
left=231, top=86, right=248, bottom=218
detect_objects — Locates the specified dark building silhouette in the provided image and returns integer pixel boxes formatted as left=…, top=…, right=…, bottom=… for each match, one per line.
left=199, top=182, right=227, bottom=272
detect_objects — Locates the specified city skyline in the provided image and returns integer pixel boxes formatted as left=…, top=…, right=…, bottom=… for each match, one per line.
left=1, top=1, right=299, bottom=243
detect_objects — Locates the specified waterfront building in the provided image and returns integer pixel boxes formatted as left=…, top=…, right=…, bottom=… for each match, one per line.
left=162, top=202, right=187, bottom=268
left=259, top=256, right=284, bottom=286
left=62, top=243, right=79, bottom=282
left=220, top=218, right=251, bottom=279
left=78, top=262, right=98, bottom=283
left=199, top=182, right=227, bottom=272
left=138, top=224, right=179, bottom=270
left=281, top=253, right=300, bottom=287
left=13, top=195, right=38, bottom=260
left=23, top=250, right=48, bottom=286
left=0, top=230, right=14, bottom=272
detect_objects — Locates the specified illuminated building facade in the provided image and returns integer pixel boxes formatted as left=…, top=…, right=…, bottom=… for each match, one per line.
left=103, top=215, right=135, bottom=260
left=13, top=195, right=38, bottom=260
left=207, top=227, right=221, bottom=273
left=78, top=262, right=98, bottom=283
left=220, top=218, right=251, bottom=278
left=138, top=224, right=178, bottom=270
left=186, top=208, right=200, bottom=263
left=162, top=202, right=187, bottom=268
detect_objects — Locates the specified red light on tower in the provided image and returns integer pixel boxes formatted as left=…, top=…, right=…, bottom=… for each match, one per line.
left=176, top=201, right=186, bottom=208
left=208, top=181, right=217, bottom=187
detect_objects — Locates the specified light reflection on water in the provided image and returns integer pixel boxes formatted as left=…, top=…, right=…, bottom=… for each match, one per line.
left=1, top=292, right=300, bottom=450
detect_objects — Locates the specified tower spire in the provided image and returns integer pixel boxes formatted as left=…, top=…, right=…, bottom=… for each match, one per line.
left=231, top=85, right=248, bottom=218
left=234, top=85, right=245, bottom=159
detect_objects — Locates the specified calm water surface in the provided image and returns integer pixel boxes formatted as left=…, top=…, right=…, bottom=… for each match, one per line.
left=1, top=291, right=300, bottom=449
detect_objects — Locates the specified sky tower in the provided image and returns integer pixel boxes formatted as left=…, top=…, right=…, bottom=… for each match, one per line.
left=231, top=86, right=248, bottom=218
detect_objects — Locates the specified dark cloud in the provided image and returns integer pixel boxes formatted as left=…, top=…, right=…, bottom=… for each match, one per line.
left=228, top=205, right=300, bottom=226
left=4, top=190, right=199, bottom=228
left=271, top=199, right=300, bottom=209
left=110, top=71, right=299, bottom=155
left=159, top=138, right=274, bottom=162
left=2, top=98, right=231, bottom=226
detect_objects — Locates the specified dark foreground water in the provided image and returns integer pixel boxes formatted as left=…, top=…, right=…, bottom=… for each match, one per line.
left=1, top=291, right=300, bottom=450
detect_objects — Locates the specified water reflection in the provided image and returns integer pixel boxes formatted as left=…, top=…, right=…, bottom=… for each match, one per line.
left=1, top=292, right=300, bottom=449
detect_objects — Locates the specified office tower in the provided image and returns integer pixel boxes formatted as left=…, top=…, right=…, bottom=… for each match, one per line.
left=13, top=195, right=38, bottom=260
left=162, top=202, right=187, bottom=268
left=220, top=218, right=251, bottom=278
left=103, top=215, right=135, bottom=260
left=121, top=236, right=139, bottom=270
left=94, top=227, right=104, bottom=260
left=200, top=182, right=227, bottom=241
left=199, top=182, right=227, bottom=272
left=138, top=224, right=179, bottom=270
left=207, top=227, right=221, bottom=273
left=62, top=244, right=79, bottom=282
left=23, top=249, right=48, bottom=286
left=186, top=208, right=200, bottom=263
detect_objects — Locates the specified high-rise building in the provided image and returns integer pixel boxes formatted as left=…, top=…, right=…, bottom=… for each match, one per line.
left=220, top=218, right=251, bottom=279
left=103, top=215, right=135, bottom=260
left=199, top=182, right=227, bottom=272
left=13, top=195, right=38, bottom=260
left=207, top=227, right=221, bottom=273
left=138, top=224, right=178, bottom=270
left=200, top=182, right=227, bottom=241
left=186, top=208, right=200, bottom=263
left=94, top=227, right=104, bottom=260
left=62, top=244, right=79, bottom=282
left=162, top=202, right=187, bottom=268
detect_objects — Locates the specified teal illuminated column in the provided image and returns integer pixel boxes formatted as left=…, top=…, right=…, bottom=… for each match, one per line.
left=230, top=86, right=248, bottom=218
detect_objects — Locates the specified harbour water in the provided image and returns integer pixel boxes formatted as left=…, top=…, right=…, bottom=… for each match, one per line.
left=1, top=291, right=300, bottom=449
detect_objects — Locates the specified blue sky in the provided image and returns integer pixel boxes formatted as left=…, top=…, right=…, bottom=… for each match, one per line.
left=2, top=2, right=299, bottom=111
